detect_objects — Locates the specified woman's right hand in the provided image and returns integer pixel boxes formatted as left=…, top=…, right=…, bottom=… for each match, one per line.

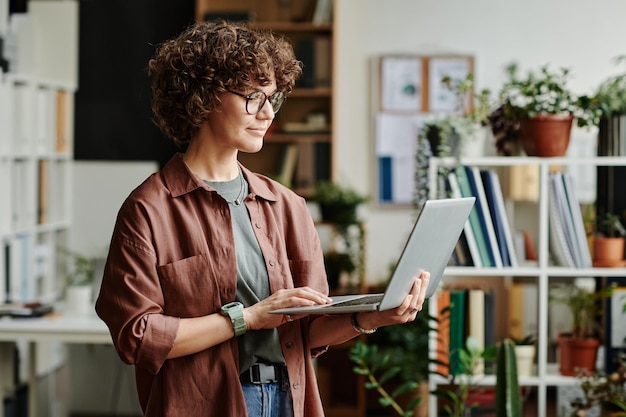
left=243, top=287, right=332, bottom=330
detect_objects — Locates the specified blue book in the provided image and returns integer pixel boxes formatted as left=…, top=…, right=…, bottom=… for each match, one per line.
left=480, top=170, right=512, bottom=266
left=466, top=166, right=502, bottom=267
left=454, top=165, right=493, bottom=267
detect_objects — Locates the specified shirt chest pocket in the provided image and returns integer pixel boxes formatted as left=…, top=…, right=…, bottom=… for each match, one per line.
left=157, top=253, right=230, bottom=317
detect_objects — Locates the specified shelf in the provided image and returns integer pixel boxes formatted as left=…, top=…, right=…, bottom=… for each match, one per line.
left=427, top=155, right=625, bottom=417
left=249, top=21, right=332, bottom=33
left=445, top=265, right=626, bottom=277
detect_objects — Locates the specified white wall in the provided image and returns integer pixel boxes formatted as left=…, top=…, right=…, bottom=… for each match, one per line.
left=334, top=0, right=626, bottom=283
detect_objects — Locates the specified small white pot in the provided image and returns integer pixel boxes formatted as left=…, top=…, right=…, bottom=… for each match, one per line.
left=514, top=345, right=536, bottom=377
left=65, top=285, right=94, bottom=315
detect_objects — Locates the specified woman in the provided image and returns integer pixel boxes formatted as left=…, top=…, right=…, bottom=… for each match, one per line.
left=95, top=20, right=430, bottom=417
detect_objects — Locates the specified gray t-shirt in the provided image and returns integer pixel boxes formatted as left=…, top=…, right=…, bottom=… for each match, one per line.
left=205, top=171, right=285, bottom=373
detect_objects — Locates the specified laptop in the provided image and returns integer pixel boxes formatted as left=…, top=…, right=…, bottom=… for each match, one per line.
left=270, top=197, right=475, bottom=315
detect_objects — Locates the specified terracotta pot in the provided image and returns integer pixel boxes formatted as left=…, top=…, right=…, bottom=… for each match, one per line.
left=519, top=114, right=574, bottom=157
left=593, top=237, right=625, bottom=267
left=557, top=333, right=600, bottom=376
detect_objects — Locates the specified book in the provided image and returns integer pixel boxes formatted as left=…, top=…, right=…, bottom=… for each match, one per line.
left=314, top=37, right=332, bottom=87
left=466, top=166, right=502, bottom=267
left=506, top=164, right=540, bottom=202
left=0, top=302, right=54, bottom=317
left=483, top=289, right=496, bottom=373
left=467, top=288, right=485, bottom=375
left=312, top=0, right=333, bottom=24
left=448, top=171, right=481, bottom=267
left=547, top=174, right=576, bottom=267
left=522, top=283, right=538, bottom=339
left=454, top=165, right=491, bottom=266
left=38, top=159, right=49, bottom=224
left=294, top=141, right=315, bottom=190
left=481, top=169, right=518, bottom=267
left=507, top=282, right=525, bottom=340
left=297, top=38, right=315, bottom=88
left=449, top=289, right=466, bottom=375
left=604, top=280, right=626, bottom=374
left=314, top=142, right=331, bottom=181
left=561, top=172, right=592, bottom=268
left=276, top=143, right=299, bottom=188
left=435, top=288, right=451, bottom=376
left=551, top=172, right=583, bottom=267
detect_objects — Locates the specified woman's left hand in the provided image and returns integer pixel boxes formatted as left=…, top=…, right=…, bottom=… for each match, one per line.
left=355, top=270, right=430, bottom=330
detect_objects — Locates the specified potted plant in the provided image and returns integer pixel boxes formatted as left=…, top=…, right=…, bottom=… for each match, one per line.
left=415, top=73, right=494, bottom=208
left=550, top=280, right=614, bottom=376
left=491, top=62, right=593, bottom=157
left=60, top=247, right=98, bottom=315
left=323, top=251, right=356, bottom=291
left=510, top=334, right=537, bottom=378
left=583, top=55, right=626, bottom=156
left=593, top=212, right=626, bottom=267
left=569, top=351, right=626, bottom=417
left=312, top=180, right=368, bottom=227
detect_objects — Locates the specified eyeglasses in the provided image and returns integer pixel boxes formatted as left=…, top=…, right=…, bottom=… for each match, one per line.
left=226, top=89, right=286, bottom=115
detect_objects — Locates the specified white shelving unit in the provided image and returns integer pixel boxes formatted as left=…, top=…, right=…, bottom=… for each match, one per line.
left=426, top=156, right=626, bottom=417
left=0, top=73, right=75, bottom=305
left=0, top=2, right=78, bottom=415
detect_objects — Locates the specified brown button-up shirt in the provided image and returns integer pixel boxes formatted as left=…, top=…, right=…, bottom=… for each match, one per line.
left=95, top=153, right=329, bottom=417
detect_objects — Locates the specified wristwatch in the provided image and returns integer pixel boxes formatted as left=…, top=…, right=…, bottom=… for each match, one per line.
left=220, top=302, right=246, bottom=337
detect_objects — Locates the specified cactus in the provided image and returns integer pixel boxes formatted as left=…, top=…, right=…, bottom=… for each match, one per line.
left=495, top=338, right=522, bottom=417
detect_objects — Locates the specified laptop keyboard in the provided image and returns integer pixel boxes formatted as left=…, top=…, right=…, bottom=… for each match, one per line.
left=331, top=294, right=384, bottom=307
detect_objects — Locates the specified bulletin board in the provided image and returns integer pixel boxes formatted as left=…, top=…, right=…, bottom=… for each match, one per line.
left=374, top=54, right=474, bottom=206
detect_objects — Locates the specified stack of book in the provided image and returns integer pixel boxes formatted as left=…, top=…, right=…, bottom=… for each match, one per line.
left=447, top=165, right=518, bottom=268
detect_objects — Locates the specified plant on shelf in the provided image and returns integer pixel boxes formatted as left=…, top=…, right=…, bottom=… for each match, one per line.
left=510, top=334, right=537, bottom=378
left=585, top=55, right=626, bottom=124
left=60, top=247, right=97, bottom=288
left=323, top=251, right=356, bottom=291
left=431, top=336, right=498, bottom=417
left=59, top=247, right=99, bottom=315
left=569, top=351, right=626, bottom=417
left=415, top=72, right=494, bottom=208
left=593, top=211, right=626, bottom=267
left=550, top=279, right=615, bottom=376
left=312, top=180, right=368, bottom=228
left=489, top=62, right=593, bottom=157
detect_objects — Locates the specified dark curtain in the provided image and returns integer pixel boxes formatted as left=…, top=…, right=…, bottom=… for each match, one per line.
left=74, top=0, right=195, bottom=168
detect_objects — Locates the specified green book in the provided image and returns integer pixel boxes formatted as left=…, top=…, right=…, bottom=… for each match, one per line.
left=454, top=166, right=493, bottom=267
left=449, top=289, right=467, bottom=375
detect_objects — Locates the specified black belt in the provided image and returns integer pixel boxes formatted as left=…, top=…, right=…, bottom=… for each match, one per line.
left=240, top=363, right=288, bottom=385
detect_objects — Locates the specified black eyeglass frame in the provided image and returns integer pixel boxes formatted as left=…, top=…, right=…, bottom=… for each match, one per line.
left=226, top=89, right=286, bottom=115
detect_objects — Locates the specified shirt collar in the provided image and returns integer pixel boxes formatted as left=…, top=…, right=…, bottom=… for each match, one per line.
left=162, top=153, right=278, bottom=202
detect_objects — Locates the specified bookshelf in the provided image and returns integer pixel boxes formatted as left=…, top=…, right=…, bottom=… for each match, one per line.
left=0, top=2, right=78, bottom=414
left=1, top=0, right=77, bottom=309
left=427, top=156, right=626, bottom=417
left=195, top=0, right=335, bottom=197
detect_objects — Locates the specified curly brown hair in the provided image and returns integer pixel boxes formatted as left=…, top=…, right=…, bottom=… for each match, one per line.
left=147, top=20, right=303, bottom=146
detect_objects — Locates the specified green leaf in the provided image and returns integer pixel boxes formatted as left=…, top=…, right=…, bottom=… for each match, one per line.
left=379, top=366, right=402, bottom=385
left=392, top=381, right=419, bottom=398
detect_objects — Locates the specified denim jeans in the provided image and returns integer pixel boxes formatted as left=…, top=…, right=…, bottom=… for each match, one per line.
left=241, top=382, right=294, bottom=417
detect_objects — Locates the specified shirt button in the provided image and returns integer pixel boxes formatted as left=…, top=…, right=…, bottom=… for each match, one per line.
left=255, top=222, right=262, bottom=229
left=285, top=342, right=294, bottom=349
left=292, top=382, right=299, bottom=390
left=269, top=260, right=276, bottom=267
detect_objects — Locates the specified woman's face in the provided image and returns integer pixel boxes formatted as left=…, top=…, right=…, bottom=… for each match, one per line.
left=204, top=81, right=278, bottom=154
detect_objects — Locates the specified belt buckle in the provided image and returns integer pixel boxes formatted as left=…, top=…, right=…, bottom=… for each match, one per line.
left=252, top=363, right=277, bottom=384
left=258, top=363, right=277, bottom=383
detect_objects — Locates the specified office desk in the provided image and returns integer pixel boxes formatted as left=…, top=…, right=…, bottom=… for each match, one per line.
left=0, top=313, right=112, bottom=417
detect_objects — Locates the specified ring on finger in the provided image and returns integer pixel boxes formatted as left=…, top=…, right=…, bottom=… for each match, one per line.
left=410, top=309, right=418, bottom=314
